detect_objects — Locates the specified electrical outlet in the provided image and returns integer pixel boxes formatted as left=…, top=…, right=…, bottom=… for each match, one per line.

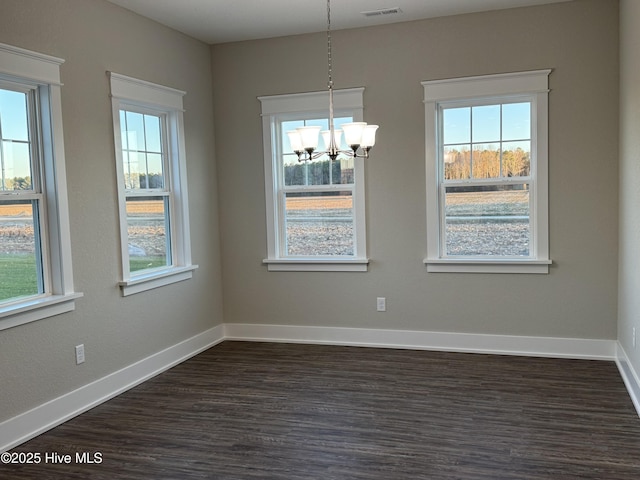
left=376, top=297, right=386, bottom=312
left=75, top=344, right=85, bottom=364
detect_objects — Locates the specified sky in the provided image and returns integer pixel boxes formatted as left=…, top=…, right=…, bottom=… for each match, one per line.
left=0, top=88, right=33, bottom=184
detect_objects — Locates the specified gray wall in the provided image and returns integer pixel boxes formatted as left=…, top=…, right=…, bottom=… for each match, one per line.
left=0, top=0, right=624, bottom=426
left=0, top=0, right=223, bottom=421
left=619, top=0, right=640, bottom=376
left=212, top=0, right=619, bottom=338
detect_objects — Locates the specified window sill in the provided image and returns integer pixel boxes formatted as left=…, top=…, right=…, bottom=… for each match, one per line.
left=263, top=258, right=369, bottom=272
left=119, top=265, right=198, bottom=296
left=424, top=258, right=552, bottom=274
left=0, top=292, right=84, bottom=331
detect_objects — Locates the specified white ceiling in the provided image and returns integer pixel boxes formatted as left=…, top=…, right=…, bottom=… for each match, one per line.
left=106, top=0, right=573, bottom=45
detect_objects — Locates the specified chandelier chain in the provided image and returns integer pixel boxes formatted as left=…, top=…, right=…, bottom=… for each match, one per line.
left=285, top=0, right=377, bottom=162
left=327, top=0, right=332, bottom=89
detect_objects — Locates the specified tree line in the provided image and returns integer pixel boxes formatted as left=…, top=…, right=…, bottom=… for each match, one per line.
left=1, top=177, right=32, bottom=190
left=285, top=160, right=353, bottom=186
left=444, top=147, right=530, bottom=180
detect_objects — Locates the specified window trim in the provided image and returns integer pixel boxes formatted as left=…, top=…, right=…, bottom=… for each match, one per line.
left=0, top=43, right=81, bottom=330
left=109, top=72, right=197, bottom=295
left=259, top=88, right=369, bottom=272
left=422, top=70, right=552, bottom=274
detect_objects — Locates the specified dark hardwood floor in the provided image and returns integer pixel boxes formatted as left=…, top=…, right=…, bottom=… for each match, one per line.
left=3, top=341, right=640, bottom=479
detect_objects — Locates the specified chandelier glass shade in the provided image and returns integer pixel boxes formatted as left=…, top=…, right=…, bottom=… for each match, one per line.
left=287, top=0, right=378, bottom=162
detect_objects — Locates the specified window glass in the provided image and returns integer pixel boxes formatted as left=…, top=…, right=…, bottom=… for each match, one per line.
left=444, top=185, right=530, bottom=257
left=0, top=200, right=41, bottom=303
left=120, top=110, right=170, bottom=273
left=120, top=110, right=165, bottom=190
left=503, top=141, right=530, bottom=177
left=443, top=102, right=532, bottom=182
left=440, top=100, right=535, bottom=259
left=472, top=105, right=500, bottom=143
left=0, top=89, right=32, bottom=191
left=126, top=196, right=171, bottom=272
left=502, top=102, right=530, bottom=141
left=472, top=144, right=500, bottom=179
left=443, top=107, right=470, bottom=145
left=0, top=88, right=29, bottom=141
left=285, top=191, right=353, bottom=256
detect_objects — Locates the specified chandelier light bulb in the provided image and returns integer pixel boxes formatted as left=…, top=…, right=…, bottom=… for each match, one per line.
left=287, top=130, right=303, bottom=153
left=296, top=125, right=322, bottom=151
left=361, top=125, right=379, bottom=148
left=341, top=122, right=367, bottom=148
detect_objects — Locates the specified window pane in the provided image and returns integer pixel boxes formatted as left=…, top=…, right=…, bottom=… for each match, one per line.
left=126, top=196, right=171, bottom=273
left=443, top=107, right=470, bottom=145
left=0, top=88, right=29, bottom=141
left=123, top=151, right=143, bottom=190
left=0, top=200, right=41, bottom=302
left=332, top=157, right=354, bottom=185
left=503, top=141, right=531, bottom=177
left=144, top=114, right=162, bottom=153
left=444, top=185, right=530, bottom=257
left=306, top=160, right=334, bottom=186
left=124, top=111, right=146, bottom=151
left=285, top=191, right=353, bottom=256
left=283, top=154, right=304, bottom=186
left=144, top=153, right=164, bottom=188
left=472, top=144, right=500, bottom=179
left=2, top=140, right=32, bottom=190
left=121, top=110, right=165, bottom=191
left=502, top=102, right=531, bottom=141
left=444, top=146, right=471, bottom=180
left=1, top=88, right=33, bottom=191
left=472, top=105, right=500, bottom=143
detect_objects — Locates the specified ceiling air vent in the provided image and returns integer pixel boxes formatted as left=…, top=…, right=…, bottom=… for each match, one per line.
left=361, top=7, right=403, bottom=18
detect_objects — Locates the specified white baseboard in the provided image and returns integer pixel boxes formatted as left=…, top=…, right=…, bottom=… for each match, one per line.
left=615, top=343, right=640, bottom=417
left=224, top=323, right=617, bottom=360
left=0, top=322, right=624, bottom=453
left=0, top=324, right=225, bottom=453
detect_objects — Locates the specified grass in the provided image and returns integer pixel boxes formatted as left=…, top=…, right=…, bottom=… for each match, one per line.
left=130, top=257, right=168, bottom=273
left=0, top=254, right=39, bottom=302
left=0, top=254, right=167, bottom=303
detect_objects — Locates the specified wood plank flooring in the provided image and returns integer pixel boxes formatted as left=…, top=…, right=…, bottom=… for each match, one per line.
left=3, top=341, right=640, bottom=479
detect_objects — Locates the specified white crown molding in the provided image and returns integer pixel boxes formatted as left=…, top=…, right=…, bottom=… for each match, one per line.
left=108, top=71, right=185, bottom=110
left=0, top=43, right=64, bottom=85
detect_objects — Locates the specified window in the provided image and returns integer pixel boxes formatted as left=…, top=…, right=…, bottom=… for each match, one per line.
left=109, top=73, right=196, bottom=295
left=423, top=70, right=552, bottom=273
left=0, top=43, right=81, bottom=330
left=259, top=89, right=368, bottom=271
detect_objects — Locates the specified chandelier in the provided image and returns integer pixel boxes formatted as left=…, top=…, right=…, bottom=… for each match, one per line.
left=286, top=0, right=378, bottom=162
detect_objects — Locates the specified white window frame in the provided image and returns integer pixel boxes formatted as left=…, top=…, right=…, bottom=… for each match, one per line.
left=109, top=72, right=196, bottom=295
left=259, top=88, right=368, bottom=272
left=422, top=70, right=552, bottom=274
left=0, top=43, right=81, bottom=330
